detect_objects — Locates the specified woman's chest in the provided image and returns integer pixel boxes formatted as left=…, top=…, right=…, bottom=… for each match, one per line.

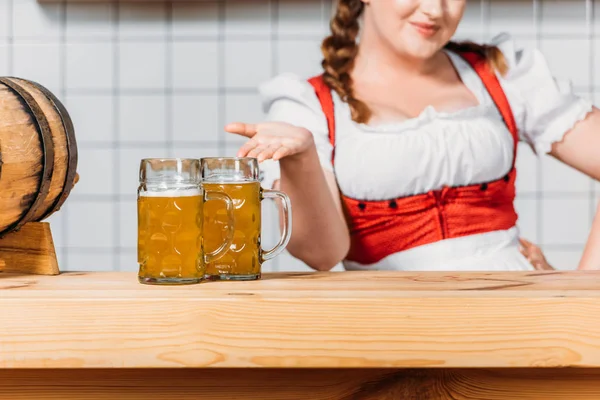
left=332, top=112, right=515, bottom=201
left=358, top=83, right=479, bottom=124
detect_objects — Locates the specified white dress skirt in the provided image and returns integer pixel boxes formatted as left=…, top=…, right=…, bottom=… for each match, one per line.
left=256, top=33, right=593, bottom=272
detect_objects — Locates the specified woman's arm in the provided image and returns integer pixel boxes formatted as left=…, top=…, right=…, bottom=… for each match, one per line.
left=226, top=121, right=350, bottom=271
left=274, top=150, right=349, bottom=270
left=578, top=201, right=600, bottom=270
left=548, top=107, right=600, bottom=270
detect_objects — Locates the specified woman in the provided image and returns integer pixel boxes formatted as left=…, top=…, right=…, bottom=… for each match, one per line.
left=226, top=0, right=600, bottom=272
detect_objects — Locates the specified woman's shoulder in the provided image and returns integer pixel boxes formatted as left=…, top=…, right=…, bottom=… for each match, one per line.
left=258, top=72, right=324, bottom=109
left=257, top=72, right=331, bottom=138
left=487, top=33, right=556, bottom=85
left=484, top=33, right=593, bottom=154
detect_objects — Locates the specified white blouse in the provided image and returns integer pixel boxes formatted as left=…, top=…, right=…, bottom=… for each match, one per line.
left=258, top=33, right=593, bottom=272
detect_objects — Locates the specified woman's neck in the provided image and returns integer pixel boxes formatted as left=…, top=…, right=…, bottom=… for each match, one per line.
left=352, top=31, right=446, bottom=83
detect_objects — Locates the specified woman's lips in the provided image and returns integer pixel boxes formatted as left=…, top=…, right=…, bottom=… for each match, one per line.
left=410, top=21, right=439, bottom=37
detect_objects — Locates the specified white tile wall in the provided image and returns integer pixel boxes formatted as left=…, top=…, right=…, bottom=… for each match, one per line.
left=13, top=0, right=61, bottom=39
left=0, top=0, right=10, bottom=39
left=224, top=93, right=265, bottom=145
left=540, top=38, right=591, bottom=88
left=172, top=41, right=220, bottom=89
left=12, top=41, right=61, bottom=94
left=71, top=148, right=115, bottom=197
left=224, top=40, right=272, bottom=88
left=66, top=42, right=114, bottom=90
left=2, top=0, right=597, bottom=273
left=0, top=41, right=9, bottom=76
left=543, top=198, right=592, bottom=246
left=276, top=38, right=324, bottom=78
left=277, top=0, right=328, bottom=36
left=66, top=202, right=114, bottom=249
left=119, top=95, right=167, bottom=142
left=65, top=3, right=113, bottom=39
left=488, top=0, right=535, bottom=36
left=225, top=0, right=272, bottom=37
left=172, top=94, right=220, bottom=143
left=118, top=3, right=167, bottom=38
left=539, top=0, right=588, bottom=36
left=119, top=41, right=167, bottom=89
left=172, top=1, right=219, bottom=37
left=64, top=95, right=114, bottom=144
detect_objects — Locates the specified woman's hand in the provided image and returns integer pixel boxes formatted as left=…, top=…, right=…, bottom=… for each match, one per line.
left=519, top=238, right=555, bottom=270
left=225, top=122, right=315, bottom=162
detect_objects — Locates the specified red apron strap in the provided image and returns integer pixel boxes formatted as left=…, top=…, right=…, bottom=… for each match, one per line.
left=458, top=51, right=519, bottom=168
left=308, top=75, right=336, bottom=163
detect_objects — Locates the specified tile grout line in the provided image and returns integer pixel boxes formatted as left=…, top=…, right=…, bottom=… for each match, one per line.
left=60, top=0, right=69, bottom=269
left=112, top=1, right=121, bottom=271
left=7, top=0, right=13, bottom=74
left=61, top=190, right=598, bottom=203
left=588, top=0, right=596, bottom=229
left=481, top=0, right=489, bottom=40
left=54, top=85, right=600, bottom=95
left=11, top=32, right=600, bottom=43
left=57, top=241, right=589, bottom=256
left=6, top=33, right=350, bottom=43
left=270, top=0, right=279, bottom=272
left=218, top=0, right=225, bottom=157
left=166, top=1, right=174, bottom=158
left=58, top=87, right=281, bottom=95
left=533, top=0, right=543, bottom=247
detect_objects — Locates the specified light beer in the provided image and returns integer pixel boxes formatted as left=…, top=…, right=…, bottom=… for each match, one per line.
left=138, top=189, right=204, bottom=284
left=203, top=181, right=261, bottom=279
left=200, top=156, right=292, bottom=281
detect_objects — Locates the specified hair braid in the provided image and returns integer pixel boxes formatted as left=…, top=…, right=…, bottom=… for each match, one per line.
left=321, top=0, right=371, bottom=123
left=444, top=40, right=508, bottom=76
left=320, top=1, right=509, bottom=124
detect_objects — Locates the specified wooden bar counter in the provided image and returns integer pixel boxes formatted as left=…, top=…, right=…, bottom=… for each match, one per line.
left=1, top=270, right=600, bottom=399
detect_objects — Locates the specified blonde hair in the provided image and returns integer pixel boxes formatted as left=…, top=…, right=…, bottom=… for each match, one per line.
left=320, top=0, right=509, bottom=124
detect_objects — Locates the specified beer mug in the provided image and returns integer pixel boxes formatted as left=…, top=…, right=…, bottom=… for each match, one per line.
left=201, top=157, right=292, bottom=280
left=137, top=158, right=235, bottom=285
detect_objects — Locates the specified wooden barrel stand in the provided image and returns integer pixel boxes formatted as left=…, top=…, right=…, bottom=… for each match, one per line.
left=0, top=222, right=59, bottom=275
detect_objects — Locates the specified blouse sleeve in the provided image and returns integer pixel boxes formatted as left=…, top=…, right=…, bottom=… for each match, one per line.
left=257, top=73, right=333, bottom=189
left=492, top=33, right=594, bottom=155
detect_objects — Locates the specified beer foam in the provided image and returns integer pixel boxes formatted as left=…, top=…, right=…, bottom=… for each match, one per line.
left=140, top=188, right=201, bottom=197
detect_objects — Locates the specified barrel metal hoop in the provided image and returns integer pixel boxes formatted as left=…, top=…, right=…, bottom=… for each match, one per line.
left=0, top=77, right=55, bottom=236
left=26, top=80, right=78, bottom=220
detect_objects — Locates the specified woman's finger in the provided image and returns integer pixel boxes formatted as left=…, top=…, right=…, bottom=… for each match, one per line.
left=225, top=122, right=259, bottom=138
left=272, top=146, right=293, bottom=161
left=247, top=145, right=269, bottom=158
left=256, top=144, right=280, bottom=162
left=519, top=237, right=533, bottom=248
left=237, top=139, right=259, bottom=158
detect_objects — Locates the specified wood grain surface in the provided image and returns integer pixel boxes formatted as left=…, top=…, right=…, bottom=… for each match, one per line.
left=1, top=271, right=600, bottom=369
left=1, top=368, right=599, bottom=399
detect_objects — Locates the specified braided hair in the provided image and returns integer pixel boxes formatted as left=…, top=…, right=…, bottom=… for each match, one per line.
left=320, top=0, right=508, bottom=124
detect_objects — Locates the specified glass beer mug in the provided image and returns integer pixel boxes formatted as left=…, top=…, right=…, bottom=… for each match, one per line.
left=137, top=158, right=235, bottom=285
left=201, top=157, right=292, bottom=280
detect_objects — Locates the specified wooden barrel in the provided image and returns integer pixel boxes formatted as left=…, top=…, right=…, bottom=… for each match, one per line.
left=0, top=77, right=78, bottom=236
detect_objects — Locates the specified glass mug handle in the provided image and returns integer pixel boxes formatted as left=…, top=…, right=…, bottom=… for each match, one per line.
left=260, top=189, right=293, bottom=262
left=203, top=190, right=235, bottom=264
